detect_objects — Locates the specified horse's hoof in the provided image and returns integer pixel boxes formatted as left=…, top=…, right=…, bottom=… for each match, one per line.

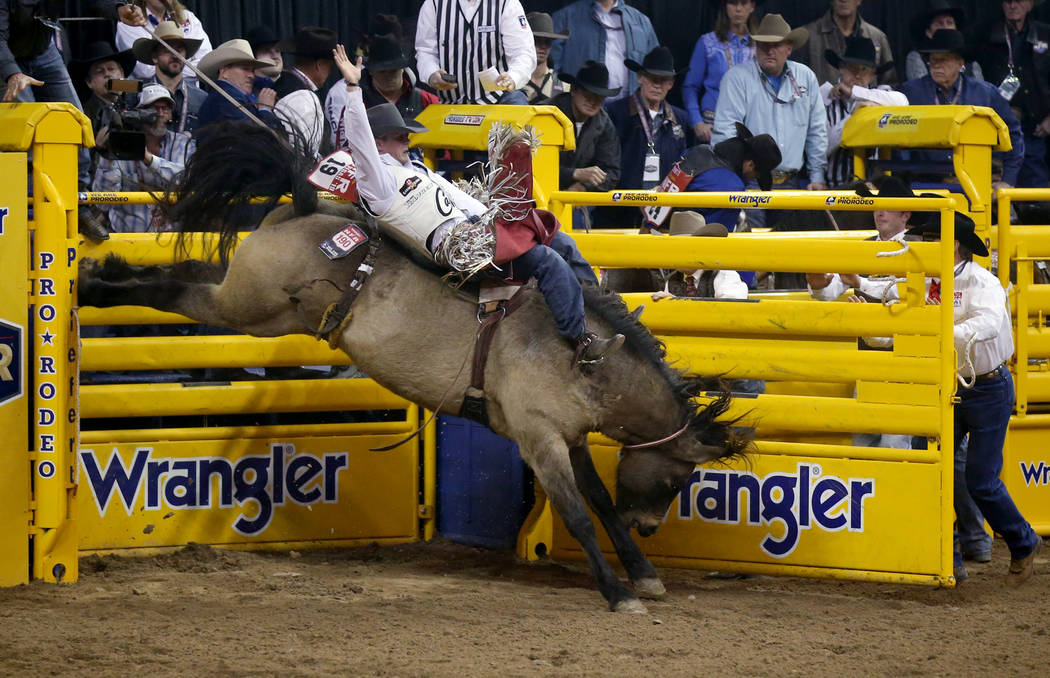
left=612, top=598, right=648, bottom=614
left=632, top=577, right=666, bottom=600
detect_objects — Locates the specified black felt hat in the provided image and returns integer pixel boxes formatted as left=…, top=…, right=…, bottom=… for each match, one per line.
left=245, top=25, right=280, bottom=54
left=825, top=36, right=894, bottom=75
left=276, top=26, right=338, bottom=59
left=366, top=103, right=428, bottom=137
left=625, top=46, right=686, bottom=78
left=72, top=41, right=136, bottom=82
left=714, top=122, right=782, bottom=191
left=909, top=0, right=966, bottom=41
left=905, top=211, right=989, bottom=257
left=560, top=60, right=621, bottom=98
left=365, top=34, right=412, bottom=71
left=917, top=29, right=971, bottom=58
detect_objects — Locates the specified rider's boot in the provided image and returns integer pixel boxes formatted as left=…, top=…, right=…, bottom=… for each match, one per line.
left=575, top=331, right=625, bottom=369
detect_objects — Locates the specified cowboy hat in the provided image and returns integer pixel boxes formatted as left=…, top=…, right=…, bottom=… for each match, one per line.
left=713, top=122, right=782, bottom=191
left=559, top=60, right=621, bottom=98
left=245, top=25, right=280, bottom=54
left=527, top=12, right=569, bottom=40
left=71, top=41, right=136, bottom=82
left=909, top=0, right=966, bottom=43
left=905, top=211, right=989, bottom=257
left=131, top=20, right=203, bottom=64
left=366, top=103, right=428, bottom=138
left=197, top=39, right=275, bottom=81
left=855, top=175, right=942, bottom=223
left=749, top=14, right=808, bottom=48
left=365, top=34, right=412, bottom=71
left=917, top=29, right=971, bottom=58
left=669, top=211, right=729, bottom=238
left=276, top=26, right=338, bottom=59
left=625, top=46, right=687, bottom=78
left=825, top=36, right=894, bottom=75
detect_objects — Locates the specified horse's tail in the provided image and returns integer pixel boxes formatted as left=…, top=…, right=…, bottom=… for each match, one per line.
left=161, top=121, right=318, bottom=266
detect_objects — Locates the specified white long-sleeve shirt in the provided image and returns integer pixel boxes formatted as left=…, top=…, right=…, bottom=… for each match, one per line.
left=415, top=0, right=536, bottom=104
left=341, top=86, right=485, bottom=227
left=808, top=232, right=906, bottom=302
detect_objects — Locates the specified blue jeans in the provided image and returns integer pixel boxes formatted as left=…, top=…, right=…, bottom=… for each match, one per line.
left=511, top=244, right=585, bottom=340
left=953, top=434, right=992, bottom=557
left=548, top=231, right=598, bottom=285
left=16, top=43, right=90, bottom=188
left=498, top=89, right=529, bottom=106
left=955, top=369, right=1039, bottom=560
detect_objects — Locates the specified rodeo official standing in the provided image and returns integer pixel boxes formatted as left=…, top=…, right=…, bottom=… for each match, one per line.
left=904, top=212, right=1043, bottom=584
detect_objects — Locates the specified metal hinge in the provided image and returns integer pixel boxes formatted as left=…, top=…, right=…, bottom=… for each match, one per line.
left=417, top=504, right=434, bottom=519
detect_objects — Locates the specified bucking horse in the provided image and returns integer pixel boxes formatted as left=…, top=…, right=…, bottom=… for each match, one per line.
left=78, top=122, right=750, bottom=613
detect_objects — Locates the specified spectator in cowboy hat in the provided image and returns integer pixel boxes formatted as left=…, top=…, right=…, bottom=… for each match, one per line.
left=541, top=60, right=622, bottom=227
left=904, top=0, right=982, bottom=82
left=651, top=212, right=748, bottom=300
left=900, top=30, right=1024, bottom=190
left=132, top=21, right=206, bottom=134
left=72, top=41, right=137, bottom=138
left=326, top=34, right=439, bottom=153
left=902, top=211, right=1044, bottom=585
left=821, top=36, right=896, bottom=188
left=522, top=12, right=569, bottom=104
left=245, top=26, right=283, bottom=80
left=273, top=27, right=338, bottom=99
left=194, top=39, right=279, bottom=135
left=796, top=0, right=896, bottom=87
left=712, top=13, right=828, bottom=236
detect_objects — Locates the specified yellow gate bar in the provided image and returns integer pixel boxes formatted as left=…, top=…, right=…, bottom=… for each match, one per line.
left=81, top=335, right=350, bottom=370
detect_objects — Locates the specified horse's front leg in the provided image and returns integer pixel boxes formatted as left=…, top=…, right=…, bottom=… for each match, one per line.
left=568, top=443, right=666, bottom=600
left=518, top=434, right=646, bottom=613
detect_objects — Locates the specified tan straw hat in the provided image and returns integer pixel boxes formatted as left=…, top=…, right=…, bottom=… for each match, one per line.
left=750, top=14, right=809, bottom=48
left=669, top=211, right=729, bottom=238
left=197, top=39, right=274, bottom=81
left=131, top=21, right=203, bottom=64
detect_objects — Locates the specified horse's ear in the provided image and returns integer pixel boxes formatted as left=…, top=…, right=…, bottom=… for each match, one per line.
left=672, top=444, right=726, bottom=464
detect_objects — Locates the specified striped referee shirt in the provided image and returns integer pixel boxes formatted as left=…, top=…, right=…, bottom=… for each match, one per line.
left=415, top=0, right=536, bottom=104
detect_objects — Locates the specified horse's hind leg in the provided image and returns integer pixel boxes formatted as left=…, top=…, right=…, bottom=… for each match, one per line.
left=518, top=434, right=646, bottom=613
left=568, top=443, right=666, bottom=600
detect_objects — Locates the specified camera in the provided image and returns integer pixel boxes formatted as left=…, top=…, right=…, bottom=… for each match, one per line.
left=96, top=79, right=159, bottom=161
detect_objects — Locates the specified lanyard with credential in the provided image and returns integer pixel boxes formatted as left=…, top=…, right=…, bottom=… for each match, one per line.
left=759, top=63, right=802, bottom=104
left=634, top=90, right=659, bottom=153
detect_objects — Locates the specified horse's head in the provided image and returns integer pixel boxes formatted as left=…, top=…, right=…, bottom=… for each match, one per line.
left=615, top=441, right=726, bottom=537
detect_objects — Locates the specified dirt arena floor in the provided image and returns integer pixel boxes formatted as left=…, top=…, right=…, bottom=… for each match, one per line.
left=0, top=538, right=1046, bottom=677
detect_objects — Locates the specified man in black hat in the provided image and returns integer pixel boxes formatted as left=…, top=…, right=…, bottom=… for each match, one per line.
left=900, top=30, right=1024, bottom=190
left=332, top=47, right=623, bottom=368
left=902, top=211, right=1043, bottom=585
left=974, top=1, right=1050, bottom=189
left=542, top=61, right=622, bottom=218
left=73, top=42, right=137, bottom=141
left=821, top=36, right=896, bottom=188
left=273, top=27, right=337, bottom=100
left=606, top=46, right=690, bottom=203
left=904, top=1, right=982, bottom=82
left=246, top=26, right=283, bottom=80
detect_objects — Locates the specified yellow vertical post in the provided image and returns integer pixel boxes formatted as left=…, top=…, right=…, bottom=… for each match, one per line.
left=1015, top=244, right=1030, bottom=416
left=421, top=408, right=437, bottom=541
left=0, top=152, right=31, bottom=585
left=939, top=206, right=957, bottom=584
left=22, top=105, right=90, bottom=583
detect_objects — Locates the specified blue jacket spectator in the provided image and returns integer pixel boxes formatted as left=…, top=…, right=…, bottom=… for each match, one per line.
left=605, top=47, right=690, bottom=192
left=550, top=0, right=658, bottom=101
left=682, top=0, right=758, bottom=140
left=899, top=30, right=1023, bottom=187
left=194, top=39, right=280, bottom=136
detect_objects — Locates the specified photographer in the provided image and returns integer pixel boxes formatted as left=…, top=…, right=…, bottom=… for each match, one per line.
left=93, top=83, right=194, bottom=233
left=73, top=42, right=136, bottom=162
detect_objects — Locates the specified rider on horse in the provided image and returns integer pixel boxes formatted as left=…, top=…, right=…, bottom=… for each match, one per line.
left=331, top=45, right=624, bottom=369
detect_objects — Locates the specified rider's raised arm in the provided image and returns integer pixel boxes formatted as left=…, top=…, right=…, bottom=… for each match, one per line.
left=342, top=86, right=398, bottom=212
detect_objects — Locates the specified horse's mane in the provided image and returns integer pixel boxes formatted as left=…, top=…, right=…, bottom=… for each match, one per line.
left=581, top=286, right=750, bottom=462
left=161, top=121, right=319, bottom=267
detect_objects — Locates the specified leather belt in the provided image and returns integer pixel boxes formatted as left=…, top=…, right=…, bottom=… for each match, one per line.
left=975, top=363, right=1007, bottom=382
left=771, top=169, right=798, bottom=185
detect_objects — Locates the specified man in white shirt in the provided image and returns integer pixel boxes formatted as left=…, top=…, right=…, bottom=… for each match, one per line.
left=332, top=46, right=622, bottom=368
left=415, top=0, right=536, bottom=105
left=904, top=212, right=1042, bottom=585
